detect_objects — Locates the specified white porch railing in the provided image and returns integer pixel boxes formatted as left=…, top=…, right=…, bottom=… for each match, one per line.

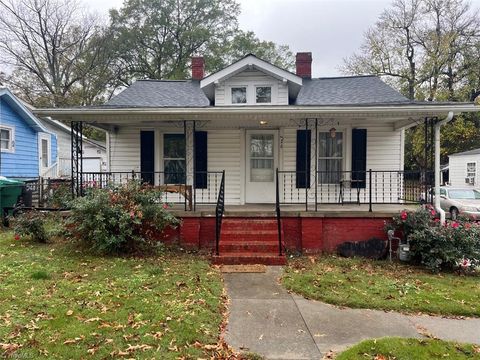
left=41, top=162, right=58, bottom=179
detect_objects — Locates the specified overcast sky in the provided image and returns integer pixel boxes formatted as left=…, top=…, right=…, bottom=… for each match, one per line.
left=83, top=0, right=480, bottom=77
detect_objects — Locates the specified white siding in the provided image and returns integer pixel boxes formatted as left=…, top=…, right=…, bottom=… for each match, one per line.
left=207, top=130, right=242, bottom=204
left=109, top=126, right=141, bottom=172
left=449, top=154, right=479, bottom=187
left=215, top=69, right=288, bottom=106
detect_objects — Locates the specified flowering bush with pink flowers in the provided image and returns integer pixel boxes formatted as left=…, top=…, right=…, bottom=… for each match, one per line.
left=386, top=205, right=436, bottom=239
left=389, top=206, right=480, bottom=272
left=408, top=220, right=480, bottom=272
left=69, top=181, right=179, bottom=254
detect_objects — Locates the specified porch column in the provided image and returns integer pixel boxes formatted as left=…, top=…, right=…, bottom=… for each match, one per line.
left=434, top=111, right=453, bottom=224
left=184, top=120, right=195, bottom=210
left=70, top=121, right=83, bottom=197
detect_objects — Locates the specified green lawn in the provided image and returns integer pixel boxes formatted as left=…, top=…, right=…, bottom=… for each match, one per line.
left=0, top=230, right=228, bottom=359
left=336, top=338, right=480, bottom=360
left=282, top=256, right=480, bottom=317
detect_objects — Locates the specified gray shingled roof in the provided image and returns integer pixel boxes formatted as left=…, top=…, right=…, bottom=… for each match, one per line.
left=104, top=75, right=409, bottom=108
left=295, top=76, right=410, bottom=106
left=449, top=148, right=480, bottom=157
left=105, top=80, right=210, bottom=107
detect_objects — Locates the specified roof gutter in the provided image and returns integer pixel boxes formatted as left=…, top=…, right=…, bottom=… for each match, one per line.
left=434, top=111, right=454, bottom=225
left=31, top=104, right=479, bottom=117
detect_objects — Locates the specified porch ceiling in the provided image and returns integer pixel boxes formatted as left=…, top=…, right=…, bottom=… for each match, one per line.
left=32, top=103, right=478, bottom=130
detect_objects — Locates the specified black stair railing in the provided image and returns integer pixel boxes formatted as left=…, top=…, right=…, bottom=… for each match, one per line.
left=215, top=170, right=225, bottom=256
left=275, top=168, right=283, bottom=256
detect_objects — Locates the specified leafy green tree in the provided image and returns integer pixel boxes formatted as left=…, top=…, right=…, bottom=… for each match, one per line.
left=207, top=31, right=294, bottom=72
left=109, top=0, right=240, bottom=83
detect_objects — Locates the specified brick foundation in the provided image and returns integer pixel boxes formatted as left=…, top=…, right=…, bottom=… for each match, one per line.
left=160, top=215, right=389, bottom=253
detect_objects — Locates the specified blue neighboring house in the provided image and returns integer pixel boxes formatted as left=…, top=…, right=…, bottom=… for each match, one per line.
left=0, top=88, right=57, bottom=178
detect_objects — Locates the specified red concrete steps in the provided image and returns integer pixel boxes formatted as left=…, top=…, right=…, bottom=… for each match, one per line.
left=213, top=218, right=286, bottom=265
left=219, top=240, right=279, bottom=253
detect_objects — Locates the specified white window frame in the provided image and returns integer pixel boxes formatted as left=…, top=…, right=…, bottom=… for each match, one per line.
left=230, top=86, right=248, bottom=105
left=0, top=125, right=15, bottom=153
left=255, top=85, right=272, bottom=104
left=317, top=130, right=346, bottom=184
left=466, top=161, right=476, bottom=183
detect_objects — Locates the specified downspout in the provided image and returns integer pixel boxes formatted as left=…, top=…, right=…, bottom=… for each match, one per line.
left=434, top=111, right=454, bottom=224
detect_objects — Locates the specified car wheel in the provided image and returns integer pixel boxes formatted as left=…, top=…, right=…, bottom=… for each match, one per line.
left=450, top=207, right=459, bottom=221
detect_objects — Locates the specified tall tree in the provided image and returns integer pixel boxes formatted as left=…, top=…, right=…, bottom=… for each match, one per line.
left=343, top=0, right=423, bottom=100
left=109, top=0, right=240, bottom=83
left=109, top=0, right=295, bottom=83
left=0, top=0, right=112, bottom=106
left=207, top=30, right=294, bottom=72
left=344, top=0, right=480, bottom=169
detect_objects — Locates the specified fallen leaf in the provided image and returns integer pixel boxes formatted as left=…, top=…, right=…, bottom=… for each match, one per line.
left=84, top=317, right=101, bottom=323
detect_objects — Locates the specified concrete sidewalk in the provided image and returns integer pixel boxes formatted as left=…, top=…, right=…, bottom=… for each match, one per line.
left=223, top=267, right=480, bottom=360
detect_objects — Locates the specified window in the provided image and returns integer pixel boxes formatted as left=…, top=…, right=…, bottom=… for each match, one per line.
left=467, top=162, right=476, bottom=182
left=318, top=131, right=343, bottom=183
left=163, top=134, right=186, bottom=184
left=0, top=126, right=13, bottom=152
left=250, top=134, right=274, bottom=182
left=255, top=86, right=271, bottom=103
left=231, top=87, right=247, bottom=104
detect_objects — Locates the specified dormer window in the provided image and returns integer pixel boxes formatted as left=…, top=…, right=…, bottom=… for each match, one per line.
left=256, top=86, right=271, bottom=104
left=231, top=87, right=247, bottom=104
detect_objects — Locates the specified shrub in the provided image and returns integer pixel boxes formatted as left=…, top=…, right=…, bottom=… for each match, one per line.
left=388, top=206, right=480, bottom=272
left=68, top=181, right=179, bottom=254
left=11, top=210, right=49, bottom=243
left=409, top=221, right=480, bottom=272
left=386, top=205, right=437, bottom=239
left=45, top=182, right=72, bottom=208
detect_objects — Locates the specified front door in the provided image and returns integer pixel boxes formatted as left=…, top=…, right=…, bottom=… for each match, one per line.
left=38, top=133, right=50, bottom=175
left=245, top=130, right=278, bottom=203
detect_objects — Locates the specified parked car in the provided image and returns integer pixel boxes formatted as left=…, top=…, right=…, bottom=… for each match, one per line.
left=432, top=187, right=480, bottom=220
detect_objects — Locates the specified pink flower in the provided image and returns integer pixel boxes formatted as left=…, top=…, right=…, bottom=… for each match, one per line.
left=400, top=211, right=408, bottom=221
left=451, top=222, right=459, bottom=229
left=162, top=203, right=169, bottom=209
left=14, top=234, right=20, bottom=241
left=430, top=209, right=436, bottom=216
left=129, top=211, right=135, bottom=219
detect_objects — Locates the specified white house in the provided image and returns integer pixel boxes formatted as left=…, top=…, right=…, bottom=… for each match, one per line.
left=34, top=53, right=478, bottom=205
left=448, top=148, right=479, bottom=188
left=38, top=117, right=107, bottom=178
left=32, top=53, right=479, bottom=261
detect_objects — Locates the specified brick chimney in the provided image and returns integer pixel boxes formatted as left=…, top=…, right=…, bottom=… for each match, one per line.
left=296, top=52, right=312, bottom=79
left=191, top=56, right=205, bottom=80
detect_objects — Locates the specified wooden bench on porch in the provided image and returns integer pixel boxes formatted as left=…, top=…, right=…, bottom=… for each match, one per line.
left=155, top=184, right=193, bottom=211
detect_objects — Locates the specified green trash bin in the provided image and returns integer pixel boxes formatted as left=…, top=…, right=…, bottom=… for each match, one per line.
left=0, top=177, right=25, bottom=217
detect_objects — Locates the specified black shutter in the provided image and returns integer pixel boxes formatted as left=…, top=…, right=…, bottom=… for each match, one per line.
left=351, top=129, right=367, bottom=189
left=140, top=131, right=155, bottom=185
left=194, top=131, right=208, bottom=189
left=296, top=129, right=311, bottom=188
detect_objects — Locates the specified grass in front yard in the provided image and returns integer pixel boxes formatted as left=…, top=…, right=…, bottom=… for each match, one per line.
left=336, top=337, right=480, bottom=360
left=282, top=256, right=480, bottom=317
left=0, top=230, right=226, bottom=359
